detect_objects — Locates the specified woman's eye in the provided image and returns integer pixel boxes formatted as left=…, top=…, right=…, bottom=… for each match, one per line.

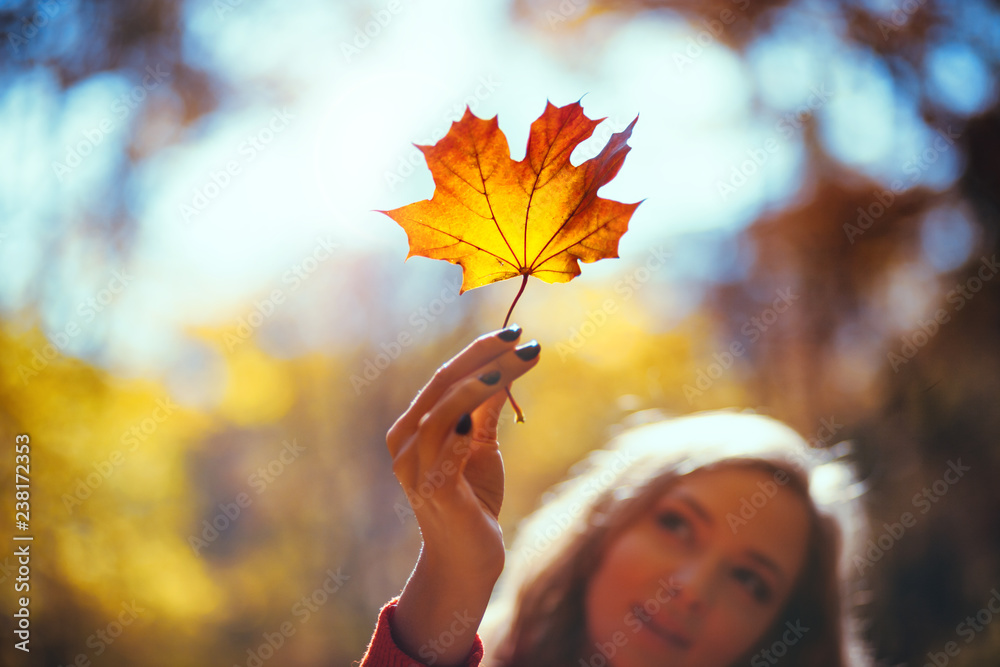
left=656, top=511, right=692, bottom=539
left=733, top=568, right=772, bottom=604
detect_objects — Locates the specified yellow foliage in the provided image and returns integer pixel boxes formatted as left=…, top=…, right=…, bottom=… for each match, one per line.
left=0, top=325, right=224, bottom=645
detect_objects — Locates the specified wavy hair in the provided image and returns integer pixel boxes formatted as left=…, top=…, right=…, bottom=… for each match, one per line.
left=480, top=410, right=870, bottom=667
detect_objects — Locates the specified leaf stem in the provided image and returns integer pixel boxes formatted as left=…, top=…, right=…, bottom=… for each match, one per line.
left=503, top=274, right=529, bottom=328
left=504, top=273, right=530, bottom=423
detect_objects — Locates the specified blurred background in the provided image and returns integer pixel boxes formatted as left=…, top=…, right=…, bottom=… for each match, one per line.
left=1, top=0, right=999, bottom=664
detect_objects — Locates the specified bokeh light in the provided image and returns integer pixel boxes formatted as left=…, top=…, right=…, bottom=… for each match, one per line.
left=2, top=0, right=999, bottom=664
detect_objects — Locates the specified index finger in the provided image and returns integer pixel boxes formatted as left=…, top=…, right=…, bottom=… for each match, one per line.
left=387, top=325, right=522, bottom=455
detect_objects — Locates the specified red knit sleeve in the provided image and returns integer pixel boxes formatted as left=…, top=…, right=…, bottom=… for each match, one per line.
left=358, top=598, right=484, bottom=667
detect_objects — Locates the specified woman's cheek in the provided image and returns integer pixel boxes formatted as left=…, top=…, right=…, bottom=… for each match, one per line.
left=610, top=527, right=673, bottom=587
left=585, top=530, right=660, bottom=638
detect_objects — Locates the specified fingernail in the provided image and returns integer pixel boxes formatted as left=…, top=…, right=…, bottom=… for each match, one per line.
left=497, top=324, right=522, bottom=342
left=514, top=340, right=540, bottom=361
left=455, top=413, right=473, bottom=435
left=479, top=370, right=502, bottom=385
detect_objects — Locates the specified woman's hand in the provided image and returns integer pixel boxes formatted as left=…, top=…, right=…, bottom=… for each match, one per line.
left=387, top=326, right=540, bottom=665
left=388, top=325, right=540, bottom=571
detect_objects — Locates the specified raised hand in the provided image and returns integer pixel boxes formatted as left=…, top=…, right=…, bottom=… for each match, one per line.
left=387, top=326, right=540, bottom=665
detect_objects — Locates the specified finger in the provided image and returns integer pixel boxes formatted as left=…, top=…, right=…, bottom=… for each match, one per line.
left=470, top=390, right=508, bottom=444
left=393, top=390, right=507, bottom=504
left=418, top=341, right=540, bottom=471
left=387, top=325, right=523, bottom=456
left=393, top=372, right=507, bottom=494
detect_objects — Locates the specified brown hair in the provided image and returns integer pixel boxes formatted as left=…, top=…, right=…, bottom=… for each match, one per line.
left=481, top=410, right=869, bottom=667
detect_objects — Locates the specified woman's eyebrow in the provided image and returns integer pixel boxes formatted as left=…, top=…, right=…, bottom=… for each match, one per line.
left=674, top=494, right=714, bottom=526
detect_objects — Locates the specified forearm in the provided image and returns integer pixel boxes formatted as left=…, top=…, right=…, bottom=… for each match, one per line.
left=392, top=546, right=501, bottom=666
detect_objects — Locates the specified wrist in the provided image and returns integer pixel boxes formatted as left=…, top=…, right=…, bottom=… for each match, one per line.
left=417, top=543, right=505, bottom=597
left=419, top=540, right=505, bottom=585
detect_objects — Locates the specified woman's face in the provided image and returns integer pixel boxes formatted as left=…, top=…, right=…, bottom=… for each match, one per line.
left=583, top=466, right=810, bottom=667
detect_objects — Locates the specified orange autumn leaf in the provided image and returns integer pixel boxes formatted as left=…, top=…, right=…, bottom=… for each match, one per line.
left=382, top=101, right=641, bottom=294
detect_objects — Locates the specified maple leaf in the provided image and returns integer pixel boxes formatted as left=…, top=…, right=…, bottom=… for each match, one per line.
left=382, top=100, right=641, bottom=304
left=381, top=101, right=641, bottom=421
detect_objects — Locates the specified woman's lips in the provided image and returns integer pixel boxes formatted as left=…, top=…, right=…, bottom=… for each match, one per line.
left=632, top=604, right=693, bottom=649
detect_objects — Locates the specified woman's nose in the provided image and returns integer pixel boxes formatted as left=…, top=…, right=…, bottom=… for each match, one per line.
left=671, top=560, right=717, bottom=614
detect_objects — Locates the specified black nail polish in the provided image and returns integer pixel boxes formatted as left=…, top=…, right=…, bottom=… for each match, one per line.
left=455, top=413, right=473, bottom=435
left=479, top=370, right=502, bottom=385
left=514, top=340, right=540, bottom=361
left=497, top=324, right=522, bottom=342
